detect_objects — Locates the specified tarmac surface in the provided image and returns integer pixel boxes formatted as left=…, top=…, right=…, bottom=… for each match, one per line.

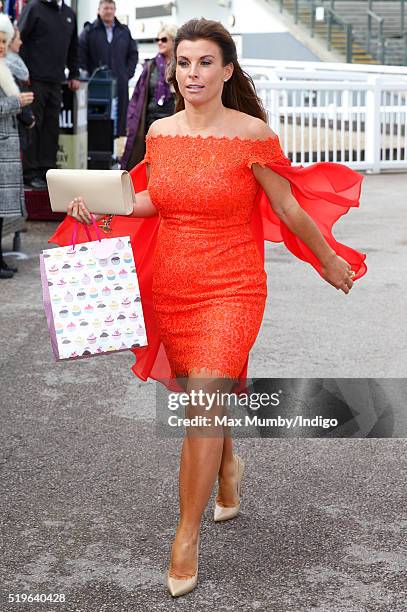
left=1, top=171, right=406, bottom=611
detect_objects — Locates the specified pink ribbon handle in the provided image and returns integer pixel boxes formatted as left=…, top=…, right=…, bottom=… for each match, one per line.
left=71, top=214, right=102, bottom=249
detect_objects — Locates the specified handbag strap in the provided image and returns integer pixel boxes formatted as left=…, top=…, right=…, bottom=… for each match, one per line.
left=72, top=214, right=102, bottom=248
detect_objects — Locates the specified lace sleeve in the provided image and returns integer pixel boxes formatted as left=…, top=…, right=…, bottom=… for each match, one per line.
left=247, top=136, right=291, bottom=169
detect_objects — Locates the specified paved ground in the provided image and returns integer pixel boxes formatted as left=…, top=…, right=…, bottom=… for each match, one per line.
left=1, top=171, right=406, bottom=611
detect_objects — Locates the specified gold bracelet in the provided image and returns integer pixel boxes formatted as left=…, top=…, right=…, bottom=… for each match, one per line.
left=97, top=214, right=114, bottom=234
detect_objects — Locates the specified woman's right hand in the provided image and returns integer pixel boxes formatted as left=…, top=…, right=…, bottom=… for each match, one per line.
left=19, top=92, right=34, bottom=107
left=67, top=196, right=103, bottom=225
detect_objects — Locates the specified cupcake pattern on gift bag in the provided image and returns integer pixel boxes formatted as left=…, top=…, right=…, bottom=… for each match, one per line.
left=41, top=237, right=148, bottom=360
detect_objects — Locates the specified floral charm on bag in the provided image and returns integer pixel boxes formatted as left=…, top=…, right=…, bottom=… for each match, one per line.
left=40, top=215, right=148, bottom=361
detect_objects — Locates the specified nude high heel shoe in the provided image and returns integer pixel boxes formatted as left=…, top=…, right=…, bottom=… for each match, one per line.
left=214, top=454, right=245, bottom=522
left=167, top=534, right=200, bottom=597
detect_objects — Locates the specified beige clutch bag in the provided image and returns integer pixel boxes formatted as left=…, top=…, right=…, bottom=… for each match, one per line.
left=46, top=169, right=136, bottom=215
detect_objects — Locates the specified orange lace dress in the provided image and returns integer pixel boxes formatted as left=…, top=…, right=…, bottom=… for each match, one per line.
left=49, top=134, right=367, bottom=390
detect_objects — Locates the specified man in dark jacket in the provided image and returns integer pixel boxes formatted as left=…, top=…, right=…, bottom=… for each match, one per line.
left=18, top=0, right=80, bottom=189
left=79, top=0, right=138, bottom=137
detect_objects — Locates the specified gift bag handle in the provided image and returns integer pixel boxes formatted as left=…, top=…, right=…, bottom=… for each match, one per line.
left=72, top=214, right=102, bottom=248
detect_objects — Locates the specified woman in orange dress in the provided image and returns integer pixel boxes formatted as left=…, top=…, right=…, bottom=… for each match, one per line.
left=49, top=18, right=367, bottom=598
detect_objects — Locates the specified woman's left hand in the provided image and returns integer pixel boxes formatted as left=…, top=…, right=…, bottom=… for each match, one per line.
left=320, top=253, right=356, bottom=294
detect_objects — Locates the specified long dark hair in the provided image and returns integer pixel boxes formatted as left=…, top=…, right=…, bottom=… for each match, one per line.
left=166, top=18, right=267, bottom=122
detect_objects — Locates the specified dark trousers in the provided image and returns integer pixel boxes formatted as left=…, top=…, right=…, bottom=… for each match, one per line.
left=23, top=80, right=62, bottom=182
left=117, top=83, right=129, bottom=137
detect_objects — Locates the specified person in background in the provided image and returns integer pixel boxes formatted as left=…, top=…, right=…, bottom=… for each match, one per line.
left=78, top=0, right=138, bottom=137
left=6, top=24, right=35, bottom=152
left=0, top=13, right=33, bottom=278
left=3, top=0, right=20, bottom=21
left=18, top=0, right=80, bottom=190
left=120, top=24, right=176, bottom=170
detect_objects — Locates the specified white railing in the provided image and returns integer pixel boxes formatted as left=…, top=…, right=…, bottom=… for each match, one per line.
left=245, top=59, right=407, bottom=172
left=242, top=58, right=407, bottom=80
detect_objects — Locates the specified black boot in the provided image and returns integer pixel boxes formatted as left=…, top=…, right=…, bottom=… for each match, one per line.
left=1, top=259, right=18, bottom=273
left=0, top=267, right=14, bottom=279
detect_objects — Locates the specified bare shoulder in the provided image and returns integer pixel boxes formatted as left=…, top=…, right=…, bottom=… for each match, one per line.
left=146, top=113, right=183, bottom=137
left=244, top=116, right=278, bottom=141
left=145, top=117, right=171, bottom=137
left=224, top=110, right=275, bottom=140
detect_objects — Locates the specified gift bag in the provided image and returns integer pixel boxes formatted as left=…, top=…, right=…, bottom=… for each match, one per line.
left=40, top=217, right=148, bottom=361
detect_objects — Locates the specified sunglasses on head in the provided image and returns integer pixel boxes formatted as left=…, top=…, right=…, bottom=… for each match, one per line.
left=156, top=37, right=168, bottom=43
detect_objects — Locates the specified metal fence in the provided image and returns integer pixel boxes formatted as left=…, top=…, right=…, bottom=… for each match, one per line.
left=274, top=0, right=407, bottom=65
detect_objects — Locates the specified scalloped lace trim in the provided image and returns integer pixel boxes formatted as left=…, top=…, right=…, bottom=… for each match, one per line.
left=146, top=133, right=279, bottom=144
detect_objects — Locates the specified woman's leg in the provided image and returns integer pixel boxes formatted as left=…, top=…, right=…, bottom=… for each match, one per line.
left=0, top=218, right=15, bottom=278
left=169, top=373, right=236, bottom=578
left=216, top=430, right=241, bottom=508
left=173, top=375, right=240, bottom=503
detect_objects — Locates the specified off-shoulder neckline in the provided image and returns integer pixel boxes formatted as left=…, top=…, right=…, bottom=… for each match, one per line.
left=146, top=133, right=279, bottom=144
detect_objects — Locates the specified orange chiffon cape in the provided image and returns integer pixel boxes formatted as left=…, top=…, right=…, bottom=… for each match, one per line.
left=48, top=139, right=367, bottom=391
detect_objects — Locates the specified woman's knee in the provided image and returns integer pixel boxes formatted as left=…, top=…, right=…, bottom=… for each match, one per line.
left=181, top=373, right=236, bottom=436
